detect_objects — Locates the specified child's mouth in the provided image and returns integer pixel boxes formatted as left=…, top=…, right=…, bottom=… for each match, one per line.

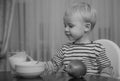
left=65, top=32, right=71, bottom=37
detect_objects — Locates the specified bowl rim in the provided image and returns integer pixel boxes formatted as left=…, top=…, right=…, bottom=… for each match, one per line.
left=15, top=61, right=45, bottom=67
left=15, top=64, right=44, bottom=67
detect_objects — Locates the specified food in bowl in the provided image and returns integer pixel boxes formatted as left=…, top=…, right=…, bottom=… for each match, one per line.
left=15, top=61, right=45, bottom=78
left=8, top=52, right=27, bottom=71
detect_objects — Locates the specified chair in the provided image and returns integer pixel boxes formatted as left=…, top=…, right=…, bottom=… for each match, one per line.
left=95, top=39, right=120, bottom=79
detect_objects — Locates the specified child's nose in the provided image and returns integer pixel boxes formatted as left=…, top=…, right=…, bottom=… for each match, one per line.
left=65, top=26, right=70, bottom=32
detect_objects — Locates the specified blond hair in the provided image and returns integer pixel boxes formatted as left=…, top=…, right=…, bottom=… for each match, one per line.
left=64, top=2, right=97, bottom=30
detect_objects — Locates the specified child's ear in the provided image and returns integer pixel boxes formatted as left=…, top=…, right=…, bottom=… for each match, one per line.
left=84, top=23, right=91, bottom=32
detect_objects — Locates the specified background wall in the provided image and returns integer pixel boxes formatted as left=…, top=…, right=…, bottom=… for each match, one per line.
left=0, top=0, right=120, bottom=71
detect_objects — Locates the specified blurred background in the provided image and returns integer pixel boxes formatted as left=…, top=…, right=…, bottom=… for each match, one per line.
left=0, top=0, right=120, bottom=71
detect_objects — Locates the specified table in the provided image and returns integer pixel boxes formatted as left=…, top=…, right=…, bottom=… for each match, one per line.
left=0, top=71, right=119, bottom=81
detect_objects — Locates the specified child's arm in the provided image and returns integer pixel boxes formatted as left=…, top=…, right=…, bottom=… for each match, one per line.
left=97, top=47, right=114, bottom=77
left=44, top=47, right=64, bottom=74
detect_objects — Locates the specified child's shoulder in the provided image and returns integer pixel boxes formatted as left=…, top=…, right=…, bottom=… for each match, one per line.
left=62, top=42, right=73, bottom=47
left=92, top=41, right=104, bottom=47
left=92, top=41, right=105, bottom=51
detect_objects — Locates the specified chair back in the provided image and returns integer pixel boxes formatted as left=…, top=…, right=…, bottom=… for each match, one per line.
left=95, top=39, right=120, bottom=79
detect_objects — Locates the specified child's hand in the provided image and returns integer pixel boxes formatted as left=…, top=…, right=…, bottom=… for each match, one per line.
left=36, top=61, right=46, bottom=65
left=100, top=67, right=114, bottom=77
left=26, top=55, right=34, bottom=61
left=100, top=73, right=111, bottom=77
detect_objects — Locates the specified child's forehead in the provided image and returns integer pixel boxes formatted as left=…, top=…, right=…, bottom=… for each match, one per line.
left=63, top=12, right=83, bottom=24
left=63, top=15, right=71, bottom=24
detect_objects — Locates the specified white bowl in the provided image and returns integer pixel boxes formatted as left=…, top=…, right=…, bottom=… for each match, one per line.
left=15, top=61, right=45, bottom=78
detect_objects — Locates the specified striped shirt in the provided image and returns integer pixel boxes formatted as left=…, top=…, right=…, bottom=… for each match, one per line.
left=45, top=41, right=112, bottom=75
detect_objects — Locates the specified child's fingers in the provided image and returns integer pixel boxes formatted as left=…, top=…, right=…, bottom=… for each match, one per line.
left=26, top=55, right=34, bottom=61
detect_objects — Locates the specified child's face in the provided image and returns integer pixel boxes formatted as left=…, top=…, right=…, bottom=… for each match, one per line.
left=64, top=14, right=86, bottom=42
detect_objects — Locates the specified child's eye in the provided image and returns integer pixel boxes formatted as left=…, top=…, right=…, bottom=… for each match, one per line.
left=68, top=23, right=74, bottom=28
left=64, top=22, right=74, bottom=28
left=69, top=25, right=74, bottom=28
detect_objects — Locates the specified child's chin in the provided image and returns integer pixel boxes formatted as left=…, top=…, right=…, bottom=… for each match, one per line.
left=67, top=37, right=75, bottom=42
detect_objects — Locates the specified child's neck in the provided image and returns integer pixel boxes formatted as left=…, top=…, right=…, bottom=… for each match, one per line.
left=74, top=34, right=91, bottom=44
